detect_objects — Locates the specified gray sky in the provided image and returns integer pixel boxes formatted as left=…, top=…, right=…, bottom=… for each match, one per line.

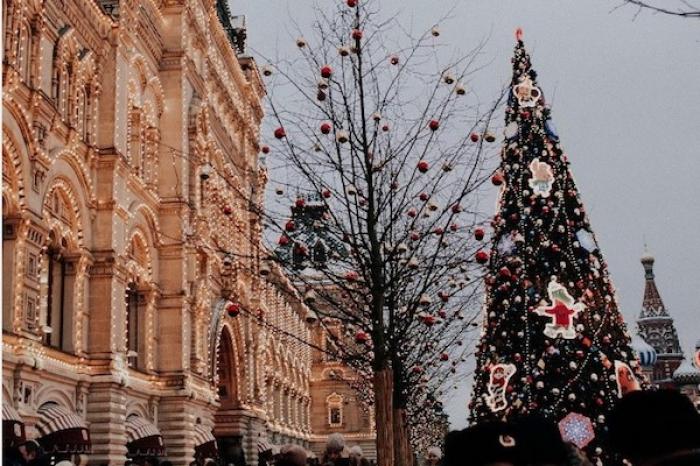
left=232, top=0, right=700, bottom=429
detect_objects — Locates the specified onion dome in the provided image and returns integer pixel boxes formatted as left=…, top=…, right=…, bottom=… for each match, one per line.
left=631, top=334, right=657, bottom=368
left=672, top=359, right=700, bottom=385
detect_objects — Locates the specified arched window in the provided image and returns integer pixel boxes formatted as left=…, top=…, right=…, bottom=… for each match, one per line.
left=128, top=106, right=143, bottom=177
left=43, top=244, right=66, bottom=349
left=125, top=282, right=144, bottom=369
left=327, top=393, right=343, bottom=427
left=15, top=21, right=31, bottom=81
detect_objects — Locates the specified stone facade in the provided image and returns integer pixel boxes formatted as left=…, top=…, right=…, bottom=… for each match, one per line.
left=307, top=320, right=376, bottom=461
left=2, top=1, right=318, bottom=464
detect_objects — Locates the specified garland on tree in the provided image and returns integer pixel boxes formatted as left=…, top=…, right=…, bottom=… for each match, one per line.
left=469, top=30, right=645, bottom=465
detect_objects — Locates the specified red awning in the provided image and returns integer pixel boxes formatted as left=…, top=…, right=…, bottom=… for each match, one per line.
left=193, top=424, right=217, bottom=459
left=3, top=403, right=26, bottom=448
left=36, top=404, right=91, bottom=454
left=126, top=415, right=165, bottom=457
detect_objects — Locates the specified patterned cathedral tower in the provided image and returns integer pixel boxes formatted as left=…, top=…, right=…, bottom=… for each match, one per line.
left=636, top=252, right=684, bottom=385
left=469, top=32, right=643, bottom=465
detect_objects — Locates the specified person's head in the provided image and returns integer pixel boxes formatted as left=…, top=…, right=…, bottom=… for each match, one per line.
left=510, top=415, right=568, bottom=465
left=161, top=461, right=173, bottom=466
left=276, top=445, right=307, bottom=466
left=608, top=389, right=700, bottom=465
left=144, top=457, right=160, bottom=466
left=348, top=446, right=363, bottom=459
left=325, top=433, right=346, bottom=460
left=19, top=441, right=43, bottom=462
left=444, top=422, right=518, bottom=466
left=426, top=447, right=441, bottom=465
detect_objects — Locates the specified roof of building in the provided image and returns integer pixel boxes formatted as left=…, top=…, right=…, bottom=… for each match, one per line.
left=631, top=334, right=657, bottom=368
left=672, top=358, right=700, bottom=385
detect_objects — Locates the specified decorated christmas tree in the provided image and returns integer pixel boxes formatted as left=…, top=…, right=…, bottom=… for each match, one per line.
left=469, top=31, right=644, bottom=464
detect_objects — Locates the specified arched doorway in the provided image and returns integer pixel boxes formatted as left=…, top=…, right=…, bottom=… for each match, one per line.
left=214, top=326, right=246, bottom=466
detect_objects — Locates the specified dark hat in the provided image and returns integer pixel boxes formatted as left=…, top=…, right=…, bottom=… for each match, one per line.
left=510, top=415, right=569, bottom=465
left=444, top=421, right=519, bottom=466
left=608, top=389, right=700, bottom=462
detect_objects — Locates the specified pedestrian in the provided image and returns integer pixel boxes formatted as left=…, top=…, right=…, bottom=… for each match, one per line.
left=348, top=446, right=368, bottom=466
left=276, top=445, right=307, bottom=466
left=424, top=447, right=441, bottom=466
left=321, top=434, right=349, bottom=466
left=18, top=440, right=50, bottom=466
left=608, top=389, right=700, bottom=466
left=443, top=421, right=518, bottom=466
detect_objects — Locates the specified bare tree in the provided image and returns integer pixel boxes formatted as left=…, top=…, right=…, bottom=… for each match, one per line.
left=253, top=1, right=503, bottom=464
left=614, top=0, right=700, bottom=18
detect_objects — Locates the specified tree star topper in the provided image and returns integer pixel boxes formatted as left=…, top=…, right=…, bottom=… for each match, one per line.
left=534, top=279, right=585, bottom=339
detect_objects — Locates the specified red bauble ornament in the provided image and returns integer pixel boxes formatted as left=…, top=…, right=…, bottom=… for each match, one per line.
left=320, top=65, right=333, bottom=78
left=451, top=204, right=462, bottom=214
left=410, top=231, right=420, bottom=241
left=440, top=353, right=449, bottom=362
left=285, top=220, right=295, bottom=231
left=345, top=271, right=359, bottom=282
left=389, top=55, right=399, bottom=65
left=491, top=172, right=504, bottom=186
left=422, top=315, right=436, bottom=326
left=498, top=267, right=511, bottom=279
left=278, top=235, right=290, bottom=246
left=419, top=192, right=429, bottom=201
left=428, top=120, right=440, bottom=131
left=347, top=0, right=357, bottom=6
left=355, top=331, right=369, bottom=344
left=322, top=189, right=332, bottom=198
left=226, top=302, right=241, bottom=317
left=407, top=208, right=417, bottom=218
left=274, top=127, right=286, bottom=139
left=261, top=145, right=270, bottom=154
left=438, top=309, right=447, bottom=318
left=450, top=223, right=458, bottom=232
left=412, top=365, right=423, bottom=374
left=434, top=227, right=444, bottom=235
left=320, top=122, right=332, bottom=134
left=295, top=198, right=306, bottom=208
left=474, top=228, right=485, bottom=240
left=475, top=250, right=489, bottom=264
left=382, top=124, right=390, bottom=132
left=223, top=206, right=233, bottom=215
left=417, top=160, right=429, bottom=173
left=351, top=29, right=363, bottom=40
left=470, top=132, right=479, bottom=142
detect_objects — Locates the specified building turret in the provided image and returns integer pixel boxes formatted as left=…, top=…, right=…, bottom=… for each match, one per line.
left=636, top=252, right=684, bottom=386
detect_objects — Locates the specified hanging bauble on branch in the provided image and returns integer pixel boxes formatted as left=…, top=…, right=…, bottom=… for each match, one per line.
left=274, top=127, right=286, bottom=139
left=321, top=65, right=333, bottom=78
left=226, top=302, right=241, bottom=318
left=417, top=160, right=429, bottom=173
left=320, top=122, right=332, bottom=134
left=428, top=120, right=440, bottom=131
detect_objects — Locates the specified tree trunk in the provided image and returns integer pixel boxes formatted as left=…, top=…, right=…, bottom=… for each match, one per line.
left=374, top=368, right=395, bottom=466
left=393, top=407, right=413, bottom=466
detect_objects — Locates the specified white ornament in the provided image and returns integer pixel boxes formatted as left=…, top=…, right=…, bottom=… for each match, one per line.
left=486, top=363, right=516, bottom=412
left=534, top=279, right=586, bottom=340
left=512, top=75, right=542, bottom=108
left=528, top=158, right=555, bottom=198
left=614, top=360, right=641, bottom=398
left=504, top=121, right=519, bottom=139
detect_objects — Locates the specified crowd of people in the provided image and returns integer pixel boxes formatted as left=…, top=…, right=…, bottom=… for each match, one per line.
left=3, top=390, right=699, bottom=466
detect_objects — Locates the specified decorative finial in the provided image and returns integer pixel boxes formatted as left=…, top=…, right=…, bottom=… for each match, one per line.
left=515, top=27, right=523, bottom=42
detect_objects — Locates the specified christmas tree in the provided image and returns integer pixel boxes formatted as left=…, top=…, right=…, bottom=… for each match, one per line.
left=469, top=31, right=644, bottom=465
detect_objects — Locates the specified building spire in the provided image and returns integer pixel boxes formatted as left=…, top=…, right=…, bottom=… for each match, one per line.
left=639, top=248, right=667, bottom=318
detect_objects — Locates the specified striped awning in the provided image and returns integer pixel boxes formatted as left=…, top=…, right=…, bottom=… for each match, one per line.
left=126, top=415, right=165, bottom=457
left=193, top=424, right=217, bottom=459
left=36, top=404, right=90, bottom=454
left=2, top=403, right=26, bottom=448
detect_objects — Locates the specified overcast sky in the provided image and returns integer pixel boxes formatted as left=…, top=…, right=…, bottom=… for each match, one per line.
left=232, top=0, right=700, bottom=429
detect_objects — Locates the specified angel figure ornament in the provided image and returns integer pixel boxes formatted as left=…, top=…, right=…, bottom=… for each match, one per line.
left=528, top=158, right=555, bottom=198
left=486, top=363, right=517, bottom=412
left=512, top=75, right=541, bottom=108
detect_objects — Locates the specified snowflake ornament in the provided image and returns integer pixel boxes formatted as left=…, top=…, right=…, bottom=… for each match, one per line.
left=558, top=412, right=595, bottom=449
left=528, top=158, right=554, bottom=198
left=534, top=279, right=585, bottom=339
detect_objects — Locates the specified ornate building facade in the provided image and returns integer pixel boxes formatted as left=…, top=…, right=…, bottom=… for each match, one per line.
left=633, top=253, right=699, bottom=410
left=2, top=0, right=322, bottom=464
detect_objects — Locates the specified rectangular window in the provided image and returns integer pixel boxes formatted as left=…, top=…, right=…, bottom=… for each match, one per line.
left=26, top=253, right=37, bottom=279
left=24, top=293, right=37, bottom=330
